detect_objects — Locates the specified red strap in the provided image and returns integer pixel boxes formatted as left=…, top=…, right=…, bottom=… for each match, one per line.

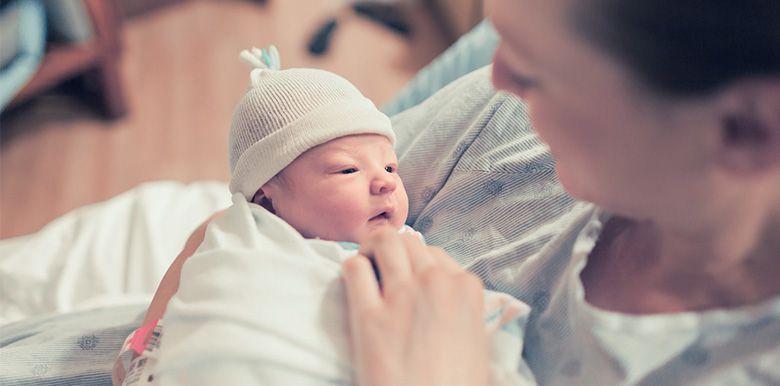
left=129, top=319, right=159, bottom=355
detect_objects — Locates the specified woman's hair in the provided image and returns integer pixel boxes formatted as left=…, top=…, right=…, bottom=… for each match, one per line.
left=570, top=0, right=780, bottom=96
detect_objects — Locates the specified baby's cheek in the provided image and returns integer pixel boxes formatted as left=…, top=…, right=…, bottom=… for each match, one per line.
left=396, top=192, right=410, bottom=225
left=392, top=214, right=406, bottom=231
left=328, top=209, right=366, bottom=240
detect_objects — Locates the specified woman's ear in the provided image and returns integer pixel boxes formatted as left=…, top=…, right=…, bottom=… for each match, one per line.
left=251, top=188, right=276, bottom=213
left=716, top=79, right=780, bottom=176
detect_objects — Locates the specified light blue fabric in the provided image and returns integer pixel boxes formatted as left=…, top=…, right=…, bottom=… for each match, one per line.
left=392, top=66, right=574, bottom=270
left=43, top=0, right=94, bottom=43
left=0, top=0, right=46, bottom=111
left=0, top=4, right=22, bottom=67
left=0, top=304, right=146, bottom=386
left=382, top=19, right=499, bottom=116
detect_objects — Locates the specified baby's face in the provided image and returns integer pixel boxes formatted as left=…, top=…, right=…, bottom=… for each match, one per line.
left=260, top=134, right=409, bottom=243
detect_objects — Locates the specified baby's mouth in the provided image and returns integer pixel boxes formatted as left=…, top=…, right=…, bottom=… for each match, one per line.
left=369, top=211, right=392, bottom=222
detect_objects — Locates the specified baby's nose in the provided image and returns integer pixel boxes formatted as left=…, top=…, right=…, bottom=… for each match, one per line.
left=371, top=173, right=397, bottom=195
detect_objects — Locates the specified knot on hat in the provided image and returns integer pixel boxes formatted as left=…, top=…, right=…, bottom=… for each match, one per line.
left=239, top=45, right=281, bottom=71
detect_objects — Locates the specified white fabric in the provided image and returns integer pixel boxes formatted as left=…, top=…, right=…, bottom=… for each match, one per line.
left=154, top=194, right=537, bottom=386
left=0, top=181, right=231, bottom=326
left=228, top=60, right=395, bottom=200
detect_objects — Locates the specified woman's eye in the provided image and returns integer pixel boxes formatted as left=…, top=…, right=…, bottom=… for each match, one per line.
left=385, top=166, right=395, bottom=173
left=506, top=67, right=539, bottom=90
left=340, top=168, right=358, bottom=174
left=493, top=56, right=540, bottom=94
left=512, top=74, right=539, bottom=89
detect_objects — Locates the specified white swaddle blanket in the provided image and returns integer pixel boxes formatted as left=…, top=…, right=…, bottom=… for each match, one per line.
left=152, top=194, right=536, bottom=385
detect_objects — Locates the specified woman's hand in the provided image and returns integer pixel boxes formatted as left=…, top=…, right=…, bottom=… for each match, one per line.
left=342, top=228, right=490, bottom=386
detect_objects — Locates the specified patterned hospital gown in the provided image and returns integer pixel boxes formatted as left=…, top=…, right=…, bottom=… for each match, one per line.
left=391, top=65, right=780, bottom=385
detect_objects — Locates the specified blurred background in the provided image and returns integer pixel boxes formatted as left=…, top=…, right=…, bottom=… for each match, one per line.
left=0, top=0, right=487, bottom=239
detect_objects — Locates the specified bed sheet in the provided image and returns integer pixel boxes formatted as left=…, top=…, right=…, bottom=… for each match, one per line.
left=0, top=181, right=231, bottom=327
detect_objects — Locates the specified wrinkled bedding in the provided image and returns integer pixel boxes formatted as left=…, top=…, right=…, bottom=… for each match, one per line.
left=0, top=181, right=230, bottom=385
left=0, top=181, right=231, bottom=327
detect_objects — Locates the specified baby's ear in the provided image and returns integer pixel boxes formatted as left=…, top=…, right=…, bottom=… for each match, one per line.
left=251, top=189, right=275, bottom=213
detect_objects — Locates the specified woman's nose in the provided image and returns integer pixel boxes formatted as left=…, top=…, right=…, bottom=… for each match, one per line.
left=371, top=173, right=397, bottom=195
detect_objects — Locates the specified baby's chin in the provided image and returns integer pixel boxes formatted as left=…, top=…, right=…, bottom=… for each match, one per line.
left=311, top=229, right=367, bottom=245
left=348, top=222, right=401, bottom=244
left=310, top=218, right=405, bottom=245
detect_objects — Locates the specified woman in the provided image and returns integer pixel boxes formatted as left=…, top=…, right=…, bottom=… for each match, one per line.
left=343, top=0, right=780, bottom=385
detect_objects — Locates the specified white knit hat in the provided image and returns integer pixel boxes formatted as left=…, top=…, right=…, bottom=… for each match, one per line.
left=228, top=46, right=395, bottom=200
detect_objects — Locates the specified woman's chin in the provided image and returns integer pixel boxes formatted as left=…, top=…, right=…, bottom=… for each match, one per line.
left=557, top=165, right=613, bottom=210
left=557, top=166, right=644, bottom=219
left=555, top=164, right=589, bottom=201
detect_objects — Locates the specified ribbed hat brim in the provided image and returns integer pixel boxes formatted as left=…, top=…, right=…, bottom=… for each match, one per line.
left=229, top=98, right=395, bottom=200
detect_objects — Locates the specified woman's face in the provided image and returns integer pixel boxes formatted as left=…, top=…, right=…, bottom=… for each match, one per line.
left=487, top=0, right=724, bottom=224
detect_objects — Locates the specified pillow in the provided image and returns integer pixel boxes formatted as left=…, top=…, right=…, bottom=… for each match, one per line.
left=0, top=2, right=21, bottom=68
left=382, top=19, right=499, bottom=116
left=0, top=0, right=46, bottom=110
left=44, top=0, right=93, bottom=43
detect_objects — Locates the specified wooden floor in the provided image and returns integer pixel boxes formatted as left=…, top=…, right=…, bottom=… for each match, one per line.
left=0, top=0, right=448, bottom=238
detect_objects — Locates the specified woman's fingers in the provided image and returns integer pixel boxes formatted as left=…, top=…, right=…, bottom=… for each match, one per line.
left=400, top=232, right=437, bottom=274
left=342, top=235, right=491, bottom=386
left=342, top=255, right=382, bottom=310
left=429, top=245, right=462, bottom=271
left=358, top=228, right=461, bottom=292
left=358, top=228, right=412, bottom=289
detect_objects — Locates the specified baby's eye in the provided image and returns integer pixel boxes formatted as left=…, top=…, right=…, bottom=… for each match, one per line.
left=340, top=168, right=358, bottom=174
left=385, top=165, right=396, bottom=173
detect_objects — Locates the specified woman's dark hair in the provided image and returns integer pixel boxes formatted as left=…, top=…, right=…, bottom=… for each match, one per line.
left=570, top=0, right=780, bottom=96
